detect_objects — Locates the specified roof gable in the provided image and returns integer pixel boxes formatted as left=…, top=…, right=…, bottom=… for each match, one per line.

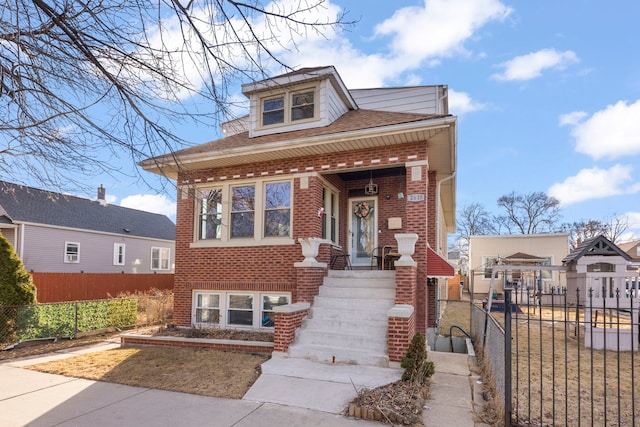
left=562, top=235, right=631, bottom=264
left=0, top=181, right=175, bottom=240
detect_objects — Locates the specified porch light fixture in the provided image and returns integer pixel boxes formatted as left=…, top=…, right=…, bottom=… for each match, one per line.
left=364, top=171, right=378, bottom=195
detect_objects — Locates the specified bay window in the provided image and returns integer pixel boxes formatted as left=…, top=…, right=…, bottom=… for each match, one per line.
left=198, top=188, right=222, bottom=240
left=264, top=181, right=291, bottom=237
left=194, top=179, right=292, bottom=245
left=231, top=185, right=255, bottom=238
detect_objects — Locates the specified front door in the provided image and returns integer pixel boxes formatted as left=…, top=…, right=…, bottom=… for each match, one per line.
left=349, top=197, right=378, bottom=267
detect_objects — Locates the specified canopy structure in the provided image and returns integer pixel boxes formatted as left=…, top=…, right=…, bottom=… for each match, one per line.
left=427, top=247, right=455, bottom=278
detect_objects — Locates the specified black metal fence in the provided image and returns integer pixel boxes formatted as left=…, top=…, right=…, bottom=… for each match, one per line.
left=472, top=287, right=640, bottom=426
left=0, top=294, right=173, bottom=346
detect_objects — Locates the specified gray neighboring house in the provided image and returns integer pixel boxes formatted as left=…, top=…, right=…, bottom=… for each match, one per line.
left=0, top=181, right=175, bottom=274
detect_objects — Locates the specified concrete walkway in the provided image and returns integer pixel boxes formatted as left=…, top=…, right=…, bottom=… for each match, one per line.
left=0, top=338, right=487, bottom=426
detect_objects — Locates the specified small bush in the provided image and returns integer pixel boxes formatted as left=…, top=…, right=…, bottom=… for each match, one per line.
left=401, top=332, right=435, bottom=383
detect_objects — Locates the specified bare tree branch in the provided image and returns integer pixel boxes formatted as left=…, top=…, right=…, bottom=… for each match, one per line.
left=0, top=0, right=354, bottom=194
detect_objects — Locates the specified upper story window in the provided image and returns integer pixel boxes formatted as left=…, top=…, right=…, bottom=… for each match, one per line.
left=198, top=188, right=222, bottom=240
left=151, top=247, right=170, bottom=270
left=113, top=243, right=126, bottom=266
left=65, top=242, right=80, bottom=263
left=231, top=185, right=256, bottom=238
left=260, top=88, right=316, bottom=128
left=291, top=91, right=314, bottom=121
left=264, top=181, right=291, bottom=237
left=195, top=179, right=292, bottom=246
left=263, top=96, right=285, bottom=125
left=321, top=186, right=339, bottom=244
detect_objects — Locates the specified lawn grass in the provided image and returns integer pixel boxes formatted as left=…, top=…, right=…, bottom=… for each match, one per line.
left=27, top=346, right=269, bottom=398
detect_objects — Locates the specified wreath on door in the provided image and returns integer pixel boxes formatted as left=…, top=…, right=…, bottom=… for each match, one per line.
left=354, top=201, right=371, bottom=218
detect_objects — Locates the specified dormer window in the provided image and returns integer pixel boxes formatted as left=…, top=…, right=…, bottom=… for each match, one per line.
left=263, top=96, right=285, bottom=125
left=291, top=91, right=314, bottom=121
left=260, top=87, right=317, bottom=128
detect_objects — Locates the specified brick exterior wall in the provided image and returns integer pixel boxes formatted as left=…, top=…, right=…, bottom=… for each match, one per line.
left=395, top=265, right=417, bottom=306
left=172, top=140, right=441, bottom=350
left=121, top=335, right=273, bottom=354
left=295, top=266, right=328, bottom=303
left=274, top=307, right=309, bottom=352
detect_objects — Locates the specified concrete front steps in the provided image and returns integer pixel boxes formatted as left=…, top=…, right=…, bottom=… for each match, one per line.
left=287, top=270, right=396, bottom=367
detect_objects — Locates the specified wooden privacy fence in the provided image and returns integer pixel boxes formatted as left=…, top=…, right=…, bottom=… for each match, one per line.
left=31, top=272, right=174, bottom=303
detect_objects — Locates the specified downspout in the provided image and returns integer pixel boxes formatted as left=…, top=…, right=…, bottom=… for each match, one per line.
left=435, top=171, right=456, bottom=253
left=19, top=224, right=25, bottom=260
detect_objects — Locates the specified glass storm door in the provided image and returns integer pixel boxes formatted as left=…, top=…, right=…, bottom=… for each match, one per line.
left=349, top=197, right=377, bottom=266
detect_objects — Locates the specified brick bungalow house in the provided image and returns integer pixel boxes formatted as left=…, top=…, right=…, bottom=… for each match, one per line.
left=140, top=66, right=456, bottom=365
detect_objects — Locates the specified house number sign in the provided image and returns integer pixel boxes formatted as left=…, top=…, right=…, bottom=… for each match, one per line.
left=407, top=193, right=425, bottom=202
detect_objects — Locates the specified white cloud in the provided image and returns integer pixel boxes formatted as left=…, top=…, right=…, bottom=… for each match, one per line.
left=120, top=194, right=177, bottom=218
left=448, top=89, right=485, bottom=115
left=624, top=212, right=640, bottom=237
left=571, top=100, right=640, bottom=160
left=559, top=111, right=587, bottom=126
left=374, top=0, right=512, bottom=68
left=491, top=48, right=579, bottom=81
left=281, top=0, right=511, bottom=89
left=548, top=164, right=639, bottom=206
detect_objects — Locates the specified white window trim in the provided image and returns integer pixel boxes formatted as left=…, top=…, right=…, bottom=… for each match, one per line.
left=257, top=84, right=319, bottom=130
left=151, top=246, right=171, bottom=271
left=191, top=291, right=291, bottom=329
left=64, top=241, right=80, bottom=263
left=113, top=243, right=126, bottom=266
left=192, top=178, right=294, bottom=248
left=260, top=293, right=291, bottom=329
left=193, top=292, right=222, bottom=327
left=321, top=180, right=340, bottom=245
left=227, top=293, right=254, bottom=328
left=482, top=256, right=497, bottom=279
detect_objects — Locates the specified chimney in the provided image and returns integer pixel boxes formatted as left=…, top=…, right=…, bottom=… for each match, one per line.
left=97, top=184, right=107, bottom=206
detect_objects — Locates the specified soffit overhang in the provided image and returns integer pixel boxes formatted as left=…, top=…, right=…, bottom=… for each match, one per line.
left=143, top=117, right=456, bottom=178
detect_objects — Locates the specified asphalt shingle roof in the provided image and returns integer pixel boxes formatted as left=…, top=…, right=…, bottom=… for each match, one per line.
left=165, top=108, right=446, bottom=159
left=0, top=181, right=175, bottom=241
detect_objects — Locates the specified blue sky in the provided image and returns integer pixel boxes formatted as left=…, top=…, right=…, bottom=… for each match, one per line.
left=73, top=0, right=640, bottom=240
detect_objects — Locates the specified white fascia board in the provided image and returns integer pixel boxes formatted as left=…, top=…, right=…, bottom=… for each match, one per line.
left=242, top=67, right=335, bottom=94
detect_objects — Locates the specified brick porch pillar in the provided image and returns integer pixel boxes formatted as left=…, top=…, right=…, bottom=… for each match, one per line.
left=294, top=237, right=328, bottom=303
left=388, top=233, right=419, bottom=363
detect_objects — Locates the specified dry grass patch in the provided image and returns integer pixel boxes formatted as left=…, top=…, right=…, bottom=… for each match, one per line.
left=438, top=300, right=471, bottom=337
left=27, top=346, right=269, bottom=398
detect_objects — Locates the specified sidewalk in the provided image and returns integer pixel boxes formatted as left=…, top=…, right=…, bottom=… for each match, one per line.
left=0, top=338, right=485, bottom=426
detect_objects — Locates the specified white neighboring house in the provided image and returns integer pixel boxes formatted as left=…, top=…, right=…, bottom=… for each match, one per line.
left=469, top=233, right=570, bottom=295
left=0, top=181, right=175, bottom=274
